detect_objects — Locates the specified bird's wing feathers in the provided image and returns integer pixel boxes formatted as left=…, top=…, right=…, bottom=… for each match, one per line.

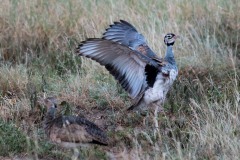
left=52, top=124, right=93, bottom=143
left=103, top=20, right=160, bottom=59
left=85, top=126, right=108, bottom=145
left=76, top=38, right=160, bottom=99
left=50, top=116, right=108, bottom=145
left=103, top=20, right=145, bottom=47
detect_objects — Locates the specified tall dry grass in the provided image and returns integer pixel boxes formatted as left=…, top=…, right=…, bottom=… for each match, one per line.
left=0, top=0, right=239, bottom=159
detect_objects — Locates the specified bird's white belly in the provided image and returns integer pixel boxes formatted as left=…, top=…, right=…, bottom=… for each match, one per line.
left=144, top=80, right=165, bottom=104
left=144, top=69, right=178, bottom=105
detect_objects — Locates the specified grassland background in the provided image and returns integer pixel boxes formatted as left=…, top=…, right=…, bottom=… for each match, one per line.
left=0, top=0, right=239, bottom=159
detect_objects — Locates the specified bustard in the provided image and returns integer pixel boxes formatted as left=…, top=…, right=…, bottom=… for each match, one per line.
left=76, top=20, right=178, bottom=111
left=43, top=97, right=108, bottom=147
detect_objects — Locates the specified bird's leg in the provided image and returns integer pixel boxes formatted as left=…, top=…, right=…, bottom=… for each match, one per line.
left=152, top=103, right=161, bottom=140
left=154, top=101, right=164, bottom=113
left=71, top=148, right=80, bottom=160
left=143, top=110, right=150, bottom=127
left=144, top=103, right=160, bottom=130
left=153, top=104, right=159, bottom=138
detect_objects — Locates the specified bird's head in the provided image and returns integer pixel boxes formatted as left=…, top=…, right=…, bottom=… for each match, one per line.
left=42, top=97, right=58, bottom=118
left=164, top=33, right=179, bottom=46
left=44, top=97, right=57, bottom=109
left=37, top=97, right=58, bottom=111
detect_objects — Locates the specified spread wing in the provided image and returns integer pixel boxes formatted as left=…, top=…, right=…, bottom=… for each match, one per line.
left=103, top=20, right=162, bottom=62
left=76, top=38, right=160, bottom=99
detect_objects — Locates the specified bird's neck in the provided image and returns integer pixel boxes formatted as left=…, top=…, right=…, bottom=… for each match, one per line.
left=164, top=45, right=176, bottom=64
left=45, top=107, right=56, bottom=122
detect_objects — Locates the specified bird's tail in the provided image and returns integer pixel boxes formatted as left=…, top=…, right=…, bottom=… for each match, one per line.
left=127, top=97, right=147, bottom=111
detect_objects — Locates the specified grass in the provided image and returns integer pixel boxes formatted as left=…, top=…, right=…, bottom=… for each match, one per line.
left=0, top=119, right=29, bottom=156
left=0, top=0, right=239, bottom=159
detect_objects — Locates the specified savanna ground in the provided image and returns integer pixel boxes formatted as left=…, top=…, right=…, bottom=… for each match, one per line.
left=0, top=0, right=239, bottom=159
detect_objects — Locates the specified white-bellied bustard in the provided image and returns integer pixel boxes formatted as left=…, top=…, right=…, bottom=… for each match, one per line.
left=76, top=20, right=179, bottom=112
left=42, top=97, right=108, bottom=159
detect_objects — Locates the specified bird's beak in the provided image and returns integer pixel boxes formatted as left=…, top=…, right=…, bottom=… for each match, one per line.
left=174, top=35, right=180, bottom=39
